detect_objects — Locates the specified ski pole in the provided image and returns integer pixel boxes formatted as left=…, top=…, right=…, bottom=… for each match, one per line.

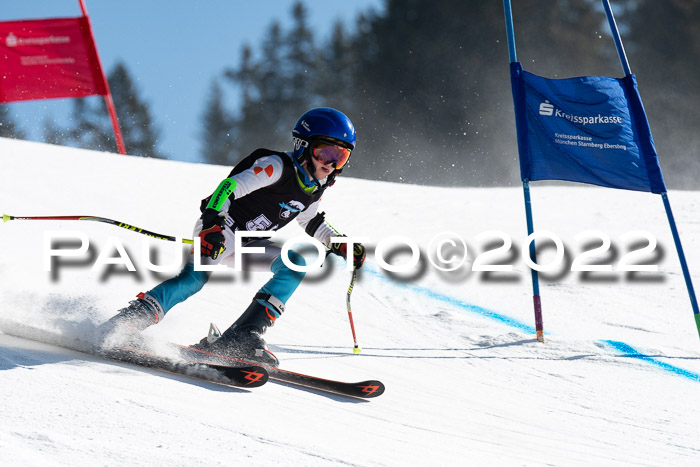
left=346, top=268, right=361, bottom=354
left=2, top=214, right=194, bottom=245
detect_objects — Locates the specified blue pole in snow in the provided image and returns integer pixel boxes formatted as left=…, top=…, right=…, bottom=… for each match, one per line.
left=523, top=179, right=545, bottom=341
left=662, top=193, right=700, bottom=337
left=603, top=0, right=700, bottom=338
left=503, top=0, right=545, bottom=342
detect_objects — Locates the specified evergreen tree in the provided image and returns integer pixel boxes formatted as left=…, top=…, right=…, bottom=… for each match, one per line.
left=41, top=98, right=108, bottom=149
left=343, top=0, right=613, bottom=186
left=220, top=0, right=700, bottom=187
left=512, top=0, right=616, bottom=77
left=0, top=104, right=25, bottom=139
left=200, top=79, right=235, bottom=164
left=68, top=97, right=113, bottom=151
left=226, top=22, right=289, bottom=157
left=55, top=62, right=166, bottom=157
left=106, top=62, right=167, bottom=158
left=285, top=2, right=317, bottom=115
left=316, top=21, right=356, bottom=115
left=348, top=0, right=514, bottom=185
left=42, top=115, right=68, bottom=146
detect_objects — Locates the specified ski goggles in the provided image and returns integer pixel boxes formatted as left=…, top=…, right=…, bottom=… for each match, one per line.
left=311, top=141, right=352, bottom=169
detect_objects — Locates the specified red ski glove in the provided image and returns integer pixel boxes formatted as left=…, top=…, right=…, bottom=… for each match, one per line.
left=199, top=208, right=226, bottom=260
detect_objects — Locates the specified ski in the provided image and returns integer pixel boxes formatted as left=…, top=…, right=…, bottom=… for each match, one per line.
left=105, top=346, right=269, bottom=388
left=177, top=344, right=385, bottom=398
left=0, top=323, right=268, bottom=389
left=1, top=323, right=380, bottom=396
left=265, top=365, right=384, bottom=398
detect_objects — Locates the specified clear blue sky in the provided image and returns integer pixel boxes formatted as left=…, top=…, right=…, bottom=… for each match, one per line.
left=1, top=0, right=384, bottom=163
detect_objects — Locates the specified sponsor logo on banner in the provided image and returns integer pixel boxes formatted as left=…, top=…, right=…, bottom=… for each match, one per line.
left=0, top=17, right=108, bottom=102
left=5, top=32, right=71, bottom=48
left=539, top=101, right=554, bottom=116
left=539, top=100, right=623, bottom=126
left=538, top=100, right=629, bottom=152
left=5, top=33, right=17, bottom=47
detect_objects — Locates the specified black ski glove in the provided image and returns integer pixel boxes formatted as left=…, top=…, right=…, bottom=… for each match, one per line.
left=199, top=208, right=226, bottom=260
left=329, top=238, right=366, bottom=270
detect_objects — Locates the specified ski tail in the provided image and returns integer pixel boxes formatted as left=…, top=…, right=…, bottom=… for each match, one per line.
left=106, top=346, right=269, bottom=388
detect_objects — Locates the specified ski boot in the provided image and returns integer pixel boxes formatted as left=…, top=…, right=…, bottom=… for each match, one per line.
left=191, top=294, right=281, bottom=367
left=97, top=293, right=164, bottom=348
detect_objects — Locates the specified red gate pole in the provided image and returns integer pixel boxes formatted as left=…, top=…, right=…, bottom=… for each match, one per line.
left=78, top=0, right=126, bottom=155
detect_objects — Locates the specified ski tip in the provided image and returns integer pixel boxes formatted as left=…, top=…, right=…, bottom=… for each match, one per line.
left=357, top=380, right=385, bottom=398
left=2, top=214, right=11, bottom=223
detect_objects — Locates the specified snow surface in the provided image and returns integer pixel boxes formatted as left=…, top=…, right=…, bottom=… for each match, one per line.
left=1, top=137, right=699, bottom=466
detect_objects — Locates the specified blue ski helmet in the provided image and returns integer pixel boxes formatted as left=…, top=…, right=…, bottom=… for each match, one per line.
left=292, top=107, right=356, bottom=187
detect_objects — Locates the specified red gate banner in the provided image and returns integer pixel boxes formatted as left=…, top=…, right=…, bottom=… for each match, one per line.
left=0, top=17, right=108, bottom=103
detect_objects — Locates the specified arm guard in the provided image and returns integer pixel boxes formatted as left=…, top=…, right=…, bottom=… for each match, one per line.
left=206, top=178, right=237, bottom=211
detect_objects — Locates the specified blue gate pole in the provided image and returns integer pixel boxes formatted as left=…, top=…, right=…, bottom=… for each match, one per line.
left=662, top=193, right=700, bottom=337
left=504, top=0, right=545, bottom=342
left=601, top=0, right=632, bottom=76
left=603, top=0, right=700, bottom=338
left=503, top=0, right=517, bottom=63
left=523, top=179, right=545, bottom=342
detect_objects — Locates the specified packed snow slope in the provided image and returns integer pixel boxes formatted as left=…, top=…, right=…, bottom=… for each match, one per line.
left=1, top=137, right=700, bottom=466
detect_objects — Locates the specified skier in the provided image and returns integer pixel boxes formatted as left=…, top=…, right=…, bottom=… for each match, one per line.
left=99, top=107, right=366, bottom=366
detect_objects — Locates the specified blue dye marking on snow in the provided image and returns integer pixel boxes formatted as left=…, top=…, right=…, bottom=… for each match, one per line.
left=363, top=267, right=536, bottom=334
left=361, top=267, right=698, bottom=382
left=603, top=340, right=700, bottom=382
